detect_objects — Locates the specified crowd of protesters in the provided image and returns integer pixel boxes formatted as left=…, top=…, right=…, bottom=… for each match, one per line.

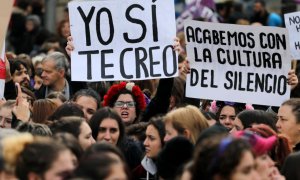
left=1, top=0, right=300, bottom=180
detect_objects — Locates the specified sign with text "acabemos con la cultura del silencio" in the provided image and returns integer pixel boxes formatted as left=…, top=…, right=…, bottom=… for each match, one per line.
left=185, top=20, right=291, bottom=106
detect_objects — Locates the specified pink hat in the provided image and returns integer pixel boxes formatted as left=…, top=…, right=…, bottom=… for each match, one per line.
left=233, top=130, right=276, bottom=156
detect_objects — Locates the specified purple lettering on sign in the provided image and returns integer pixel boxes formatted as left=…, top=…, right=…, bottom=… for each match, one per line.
left=176, top=0, right=219, bottom=32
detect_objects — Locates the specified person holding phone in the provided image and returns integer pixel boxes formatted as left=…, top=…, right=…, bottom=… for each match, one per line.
left=4, top=58, right=31, bottom=100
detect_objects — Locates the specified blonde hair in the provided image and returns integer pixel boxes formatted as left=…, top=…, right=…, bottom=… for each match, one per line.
left=2, top=134, right=69, bottom=179
left=164, top=105, right=209, bottom=144
left=2, top=133, right=34, bottom=173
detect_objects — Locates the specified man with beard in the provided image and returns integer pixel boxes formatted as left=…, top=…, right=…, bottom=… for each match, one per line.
left=250, top=0, right=282, bottom=27
left=4, top=60, right=31, bottom=100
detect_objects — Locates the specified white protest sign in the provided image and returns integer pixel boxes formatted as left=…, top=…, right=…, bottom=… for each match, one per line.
left=284, top=12, right=300, bottom=59
left=69, top=0, right=177, bottom=81
left=0, top=0, right=13, bottom=56
left=0, top=0, right=13, bottom=98
left=185, top=20, right=291, bottom=106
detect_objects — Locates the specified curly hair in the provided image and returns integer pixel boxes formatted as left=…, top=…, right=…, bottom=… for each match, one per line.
left=102, top=82, right=146, bottom=119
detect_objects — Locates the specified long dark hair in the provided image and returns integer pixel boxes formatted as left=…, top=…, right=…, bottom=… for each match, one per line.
left=237, top=110, right=277, bottom=131
left=73, top=153, right=129, bottom=179
left=147, top=116, right=166, bottom=146
left=89, top=107, right=125, bottom=147
left=50, top=116, right=85, bottom=138
left=192, top=135, right=252, bottom=180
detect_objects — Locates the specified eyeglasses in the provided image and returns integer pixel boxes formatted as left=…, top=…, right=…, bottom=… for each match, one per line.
left=114, top=101, right=136, bottom=108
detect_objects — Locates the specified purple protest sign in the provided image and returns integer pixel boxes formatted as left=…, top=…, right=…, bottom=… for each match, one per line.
left=176, top=0, right=219, bottom=33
